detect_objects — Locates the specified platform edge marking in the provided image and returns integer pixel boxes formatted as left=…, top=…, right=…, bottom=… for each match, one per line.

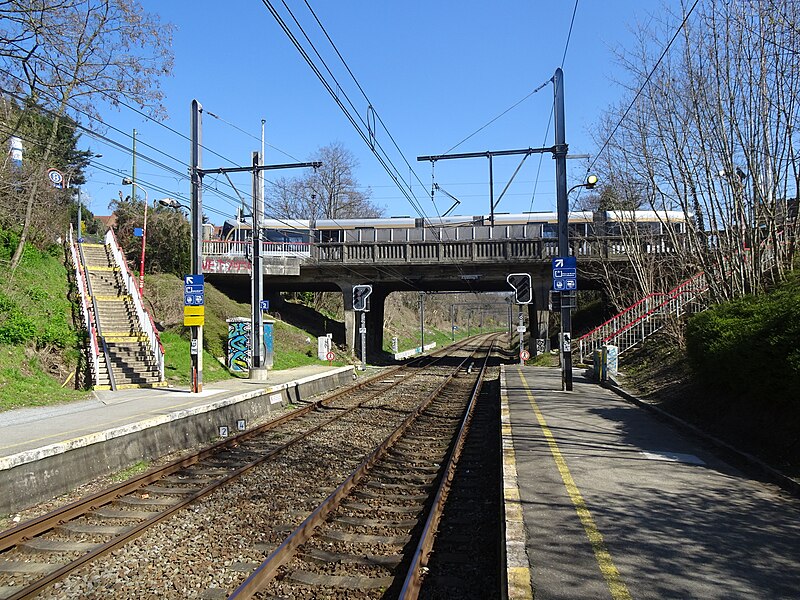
left=500, top=365, right=534, bottom=600
left=519, top=370, right=632, bottom=600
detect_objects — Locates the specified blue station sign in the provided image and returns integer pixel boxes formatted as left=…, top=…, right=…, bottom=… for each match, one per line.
left=184, top=274, right=205, bottom=306
left=552, top=256, right=577, bottom=291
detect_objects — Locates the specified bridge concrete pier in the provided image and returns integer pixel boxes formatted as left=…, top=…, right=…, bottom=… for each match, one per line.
left=364, top=286, right=388, bottom=363
left=533, top=283, right=551, bottom=354
left=337, top=282, right=390, bottom=365
left=338, top=282, right=358, bottom=355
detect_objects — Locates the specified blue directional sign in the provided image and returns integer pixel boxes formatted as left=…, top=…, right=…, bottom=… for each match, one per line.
left=259, top=300, right=269, bottom=312
left=184, top=274, right=205, bottom=306
left=552, top=256, right=577, bottom=291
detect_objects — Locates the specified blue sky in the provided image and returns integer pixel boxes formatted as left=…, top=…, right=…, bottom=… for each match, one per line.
left=79, top=0, right=653, bottom=223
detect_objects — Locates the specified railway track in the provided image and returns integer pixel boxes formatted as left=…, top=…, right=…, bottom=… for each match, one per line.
left=0, top=337, right=497, bottom=599
left=228, top=337, right=497, bottom=599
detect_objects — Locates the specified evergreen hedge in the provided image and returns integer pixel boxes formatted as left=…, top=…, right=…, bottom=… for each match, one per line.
left=685, top=272, right=800, bottom=405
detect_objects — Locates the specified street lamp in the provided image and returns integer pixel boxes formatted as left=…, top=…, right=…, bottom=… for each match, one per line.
left=567, top=174, right=598, bottom=197
left=122, top=177, right=149, bottom=298
left=158, top=197, right=189, bottom=210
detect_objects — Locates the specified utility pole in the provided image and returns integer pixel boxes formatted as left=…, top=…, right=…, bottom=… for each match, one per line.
left=190, top=102, right=203, bottom=393
left=251, top=151, right=264, bottom=372
left=554, top=67, right=573, bottom=391
left=190, top=102, right=320, bottom=380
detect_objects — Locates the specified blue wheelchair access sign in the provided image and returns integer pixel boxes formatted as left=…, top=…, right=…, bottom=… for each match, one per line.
left=184, top=274, right=205, bottom=306
left=552, top=256, right=577, bottom=291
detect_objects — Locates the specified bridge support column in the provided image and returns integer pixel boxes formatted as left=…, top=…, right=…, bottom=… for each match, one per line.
left=338, top=282, right=358, bottom=357
left=364, top=287, right=388, bottom=364
left=338, top=282, right=388, bottom=365
left=532, top=283, right=550, bottom=355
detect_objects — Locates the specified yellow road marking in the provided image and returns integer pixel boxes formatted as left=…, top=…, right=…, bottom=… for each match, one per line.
left=518, top=370, right=632, bottom=600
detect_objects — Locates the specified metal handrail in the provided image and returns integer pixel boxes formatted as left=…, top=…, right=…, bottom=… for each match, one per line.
left=202, top=239, right=311, bottom=257
left=104, top=229, right=165, bottom=381
left=201, top=234, right=685, bottom=262
left=68, top=226, right=101, bottom=388
left=576, top=272, right=708, bottom=361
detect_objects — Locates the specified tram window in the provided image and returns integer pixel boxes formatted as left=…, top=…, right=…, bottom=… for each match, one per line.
left=509, top=225, right=525, bottom=239
left=376, top=228, right=392, bottom=242
left=319, top=229, right=343, bottom=243
left=474, top=225, right=491, bottom=239
left=357, top=228, right=375, bottom=242
left=525, top=224, right=542, bottom=238
left=344, top=229, right=359, bottom=243
left=408, top=227, right=424, bottom=241
left=568, top=223, right=588, bottom=237
left=542, top=223, right=558, bottom=238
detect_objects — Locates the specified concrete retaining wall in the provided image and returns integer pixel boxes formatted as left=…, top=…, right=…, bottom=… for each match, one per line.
left=0, top=367, right=354, bottom=514
left=393, top=342, right=437, bottom=360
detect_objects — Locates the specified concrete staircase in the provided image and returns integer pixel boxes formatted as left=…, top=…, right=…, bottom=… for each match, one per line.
left=80, top=243, right=164, bottom=389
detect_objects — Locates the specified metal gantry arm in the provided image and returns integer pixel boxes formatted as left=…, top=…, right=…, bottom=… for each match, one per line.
left=418, top=146, right=557, bottom=226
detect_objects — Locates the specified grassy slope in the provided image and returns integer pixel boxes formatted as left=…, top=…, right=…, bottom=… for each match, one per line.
left=0, top=240, right=89, bottom=410
left=0, top=244, right=343, bottom=409
left=0, top=239, right=502, bottom=410
left=137, top=273, right=347, bottom=385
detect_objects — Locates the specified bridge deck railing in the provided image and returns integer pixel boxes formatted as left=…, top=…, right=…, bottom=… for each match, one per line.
left=201, top=235, right=688, bottom=264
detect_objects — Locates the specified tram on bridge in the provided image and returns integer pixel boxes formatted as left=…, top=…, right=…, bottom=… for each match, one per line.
left=207, top=210, right=692, bottom=258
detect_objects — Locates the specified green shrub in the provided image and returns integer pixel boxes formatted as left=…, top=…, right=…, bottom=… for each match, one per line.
left=0, top=311, right=37, bottom=344
left=686, top=279, right=800, bottom=403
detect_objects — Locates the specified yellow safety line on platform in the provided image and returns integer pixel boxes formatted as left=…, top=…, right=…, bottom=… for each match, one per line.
left=499, top=366, right=534, bottom=600
left=518, top=370, right=632, bottom=600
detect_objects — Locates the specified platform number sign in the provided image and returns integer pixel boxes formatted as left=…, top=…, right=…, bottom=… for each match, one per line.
left=507, top=273, right=532, bottom=305
left=353, top=284, right=373, bottom=312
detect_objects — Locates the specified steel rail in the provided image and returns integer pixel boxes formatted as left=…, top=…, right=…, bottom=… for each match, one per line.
left=227, top=337, right=493, bottom=598
left=399, top=340, right=495, bottom=598
left=0, top=339, right=475, bottom=599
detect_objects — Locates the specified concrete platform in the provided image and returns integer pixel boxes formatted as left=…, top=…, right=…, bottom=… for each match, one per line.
left=0, top=365, right=356, bottom=514
left=501, top=365, right=800, bottom=600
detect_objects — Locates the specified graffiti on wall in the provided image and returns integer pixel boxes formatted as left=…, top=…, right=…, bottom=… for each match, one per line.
left=227, top=319, right=251, bottom=372
left=203, top=257, right=251, bottom=274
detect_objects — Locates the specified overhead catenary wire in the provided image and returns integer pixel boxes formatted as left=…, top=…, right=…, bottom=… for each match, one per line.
left=258, top=0, right=459, bottom=293
left=263, top=0, right=502, bottom=298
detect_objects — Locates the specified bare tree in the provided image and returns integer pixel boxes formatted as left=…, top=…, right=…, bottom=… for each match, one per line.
left=594, top=0, right=800, bottom=306
left=265, top=142, right=383, bottom=220
left=0, top=0, right=174, bottom=270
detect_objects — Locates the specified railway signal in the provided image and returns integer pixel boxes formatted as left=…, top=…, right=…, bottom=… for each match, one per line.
left=353, top=284, right=372, bottom=370
left=507, top=273, right=532, bottom=304
left=353, top=284, right=372, bottom=311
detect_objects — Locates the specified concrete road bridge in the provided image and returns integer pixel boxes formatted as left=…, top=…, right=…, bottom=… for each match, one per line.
left=201, top=221, right=685, bottom=361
